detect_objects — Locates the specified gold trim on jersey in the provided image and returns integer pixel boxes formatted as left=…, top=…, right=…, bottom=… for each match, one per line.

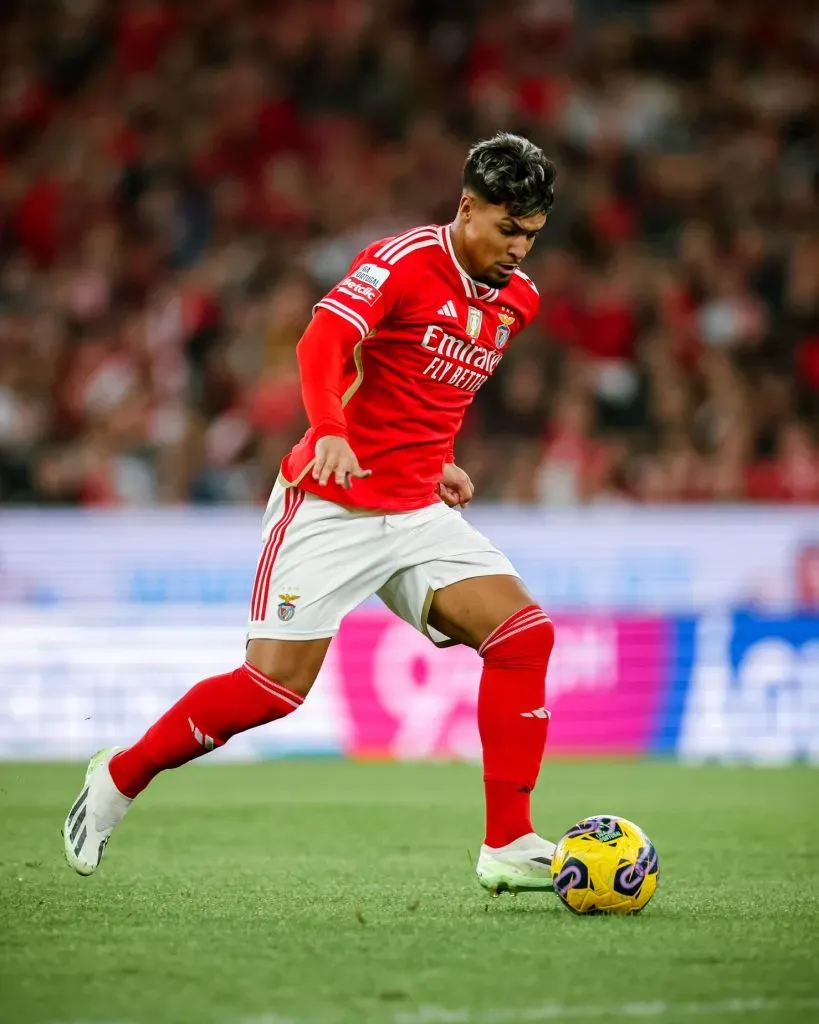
left=340, top=338, right=365, bottom=407
left=420, top=586, right=435, bottom=638
left=420, top=585, right=459, bottom=649
left=280, top=338, right=366, bottom=490
left=277, top=465, right=313, bottom=488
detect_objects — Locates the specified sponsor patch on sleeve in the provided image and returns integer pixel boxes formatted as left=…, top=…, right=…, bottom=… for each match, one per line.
left=352, top=263, right=391, bottom=289
left=336, top=277, right=382, bottom=305
left=330, top=262, right=390, bottom=306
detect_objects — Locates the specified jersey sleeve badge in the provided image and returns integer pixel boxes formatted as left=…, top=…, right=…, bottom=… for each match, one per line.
left=336, top=263, right=392, bottom=306
left=466, top=306, right=483, bottom=338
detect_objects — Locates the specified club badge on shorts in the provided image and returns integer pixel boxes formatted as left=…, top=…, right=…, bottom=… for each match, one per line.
left=495, top=310, right=515, bottom=349
left=277, top=593, right=300, bottom=621
left=466, top=306, right=483, bottom=339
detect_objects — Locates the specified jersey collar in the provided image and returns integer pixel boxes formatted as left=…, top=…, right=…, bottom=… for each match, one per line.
left=438, top=225, right=500, bottom=303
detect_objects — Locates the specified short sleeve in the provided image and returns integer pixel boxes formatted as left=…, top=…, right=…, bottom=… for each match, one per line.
left=313, top=248, right=406, bottom=341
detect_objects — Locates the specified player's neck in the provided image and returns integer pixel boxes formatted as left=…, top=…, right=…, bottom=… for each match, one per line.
left=447, top=221, right=478, bottom=281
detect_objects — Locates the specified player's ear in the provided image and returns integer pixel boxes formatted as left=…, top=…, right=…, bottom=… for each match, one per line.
left=458, top=192, right=474, bottom=220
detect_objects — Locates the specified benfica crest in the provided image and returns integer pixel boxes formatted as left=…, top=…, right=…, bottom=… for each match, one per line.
left=277, top=593, right=300, bottom=621
left=495, top=311, right=515, bottom=349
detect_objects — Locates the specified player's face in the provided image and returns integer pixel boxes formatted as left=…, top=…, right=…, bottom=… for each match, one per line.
left=459, top=195, right=547, bottom=287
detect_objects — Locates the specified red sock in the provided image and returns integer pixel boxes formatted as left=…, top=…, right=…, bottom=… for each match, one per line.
left=109, top=662, right=303, bottom=798
left=478, top=606, right=554, bottom=848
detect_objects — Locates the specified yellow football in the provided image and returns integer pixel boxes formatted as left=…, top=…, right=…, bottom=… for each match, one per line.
left=551, top=815, right=659, bottom=914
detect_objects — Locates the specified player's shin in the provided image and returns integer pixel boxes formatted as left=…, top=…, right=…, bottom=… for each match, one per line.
left=109, top=662, right=304, bottom=798
left=477, top=606, right=554, bottom=848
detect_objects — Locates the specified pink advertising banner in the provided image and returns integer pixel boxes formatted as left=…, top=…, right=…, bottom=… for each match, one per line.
left=335, top=613, right=669, bottom=758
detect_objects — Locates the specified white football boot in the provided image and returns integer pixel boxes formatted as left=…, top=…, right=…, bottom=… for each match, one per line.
left=476, top=833, right=556, bottom=896
left=63, top=747, right=132, bottom=876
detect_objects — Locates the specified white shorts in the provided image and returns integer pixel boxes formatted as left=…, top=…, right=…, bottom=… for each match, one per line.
left=246, top=481, right=519, bottom=646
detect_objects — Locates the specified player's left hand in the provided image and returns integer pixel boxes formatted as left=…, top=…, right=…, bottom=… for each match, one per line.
left=438, top=462, right=474, bottom=508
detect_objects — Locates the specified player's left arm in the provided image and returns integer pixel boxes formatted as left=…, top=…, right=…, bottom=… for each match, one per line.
left=439, top=431, right=474, bottom=507
left=439, top=459, right=474, bottom=508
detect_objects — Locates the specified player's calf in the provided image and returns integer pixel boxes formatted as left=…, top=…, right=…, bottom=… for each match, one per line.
left=479, top=606, right=554, bottom=841
left=477, top=605, right=555, bottom=877
left=107, top=661, right=306, bottom=799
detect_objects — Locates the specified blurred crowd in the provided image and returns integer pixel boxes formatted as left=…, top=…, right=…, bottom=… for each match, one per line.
left=1, top=0, right=818, bottom=507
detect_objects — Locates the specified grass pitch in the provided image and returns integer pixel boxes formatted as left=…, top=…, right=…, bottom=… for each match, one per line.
left=1, top=760, right=818, bottom=1024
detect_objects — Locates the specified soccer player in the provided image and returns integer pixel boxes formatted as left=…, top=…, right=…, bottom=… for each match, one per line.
left=63, top=132, right=558, bottom=896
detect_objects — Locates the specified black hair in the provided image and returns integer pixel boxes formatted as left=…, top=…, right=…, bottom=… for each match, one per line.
left=463, top=132, right=556, bottom=218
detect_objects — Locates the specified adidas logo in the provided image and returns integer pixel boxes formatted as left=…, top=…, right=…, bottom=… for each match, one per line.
left=188, top=716, right=216, bottom=751
left=520, top=707, right=551, bottom=719
left=437, top=300, right=458, bottom=318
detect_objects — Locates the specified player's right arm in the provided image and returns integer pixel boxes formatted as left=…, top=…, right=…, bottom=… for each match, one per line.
left=312, top=434, right=370, bottom=489
left=296, top=312, right=372, bottom=488
left=296, top=244, right=406, bottom=489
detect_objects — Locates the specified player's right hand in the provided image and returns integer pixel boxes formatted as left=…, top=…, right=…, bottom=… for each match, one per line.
left=312, top=435, right=372, bottom=489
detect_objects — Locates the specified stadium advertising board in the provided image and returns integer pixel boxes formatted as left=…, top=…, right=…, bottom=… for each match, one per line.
left=1, top=509, right=817, bottom=762
left=1, top=603, right=816, bottom=763
left=2, top=506, right=819, bottom=613
left=0, top=607, right=346, bottom=761
left=336, top=613, right=669, bottom=758
left=666, top=613, right=819, bottom=764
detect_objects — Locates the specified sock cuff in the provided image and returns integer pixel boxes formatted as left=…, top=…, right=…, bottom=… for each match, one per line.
left=478, top=606, right=552, bottom=658
left=241, top=662, right=305, bottom=709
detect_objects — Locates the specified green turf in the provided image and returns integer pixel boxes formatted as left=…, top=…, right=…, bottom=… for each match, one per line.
left=1, top=760, right=818, bottom=1024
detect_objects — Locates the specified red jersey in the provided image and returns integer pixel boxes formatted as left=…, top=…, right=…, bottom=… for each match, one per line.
left=282, top=223, right=540, bottom=511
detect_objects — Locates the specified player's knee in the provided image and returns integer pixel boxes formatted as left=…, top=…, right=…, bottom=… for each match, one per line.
left=245, top=638, right=327, bottom=697
left=244, top=661, right=316, bottom=700
left=237, top=662, right=307, bottom=719
left=479, top=607, right=554, bottom=668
